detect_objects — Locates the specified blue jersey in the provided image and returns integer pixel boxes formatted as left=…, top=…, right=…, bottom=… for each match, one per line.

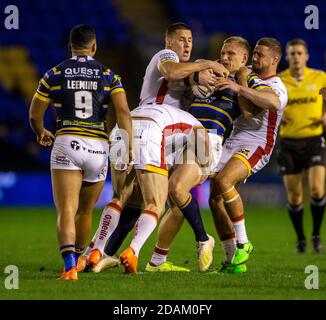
left=188, top=73, right=269, bottom=137
left=35, top=56, right=124, bottom=141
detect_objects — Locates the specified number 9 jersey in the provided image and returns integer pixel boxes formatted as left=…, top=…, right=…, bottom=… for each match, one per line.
left=35, top=55, right=125, bottom=141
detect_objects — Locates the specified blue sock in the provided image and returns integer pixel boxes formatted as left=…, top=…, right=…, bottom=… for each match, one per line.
left=60, top=245, right=76, bottom=272
left=74, top=247, right=84, bottom=262
left=104, top=206, right=141, bottom=256
left=179, top=195, right=209, bottom=242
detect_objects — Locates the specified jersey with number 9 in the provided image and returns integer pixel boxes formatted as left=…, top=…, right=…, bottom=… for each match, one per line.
left=35, top=55, right=124, bottom=140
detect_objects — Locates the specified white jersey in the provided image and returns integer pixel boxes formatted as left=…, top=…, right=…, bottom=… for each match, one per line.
left=216, top=76, right=288, bottom=175
left=139, top=49, right=184, bottom=108
left=131, top=103, right=201, bottom=131
left=229, top=76, right=288, bottom=149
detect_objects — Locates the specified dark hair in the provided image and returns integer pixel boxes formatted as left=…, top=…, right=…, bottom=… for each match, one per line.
left=69, top=24, right=96, bottom=49
left=223, top=36, right=250, bottom=54
left=165, top=22, right=191, bottom=37
left=256, top=37, right=282, bottom=58
left=286, top=38, right=308, bottom=52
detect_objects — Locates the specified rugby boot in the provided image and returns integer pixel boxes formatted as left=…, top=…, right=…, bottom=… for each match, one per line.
left=145, top=261, right=190, bottom=272
left=231, top=241, right=253, bottom=265
left=120, top=247, right=138, bottom=274
left=197, top=234, right=215, bottom=272
left=92, top=255, right=121, bottom=273
left=58, top=267, right=78, bottom=281
left=76, top=255, right=87, bottom=272
left=312, top=236, right=323, bottom=254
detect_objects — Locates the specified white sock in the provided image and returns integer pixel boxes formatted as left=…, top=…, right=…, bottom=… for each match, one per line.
left=93, top=202, right=122, bottom=254
left=221, top=238, right=236, bottom=263
left=130, top=212, right=158, bottom=257
left=83, top=230, right=98, bottom=257
left=150, top=245, right=169, bottom=266
left=233, top=220, right=248, bottom=244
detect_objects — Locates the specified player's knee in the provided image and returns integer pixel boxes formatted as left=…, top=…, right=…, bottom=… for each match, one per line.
left=168, top=180, right=186, bottom=204
left=288, top=194, right=303, bottom=206
left=215, top=174, right=233, bottom=193
left=76, top=208, right=92, bottom=217
left=145, top=204, right=163, bottom=216
left=310, top=186, right=324, bottom=199
left=56, top=206, right=76, bottom=219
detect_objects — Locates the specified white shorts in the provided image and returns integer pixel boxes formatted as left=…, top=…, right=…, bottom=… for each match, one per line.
left=109, top=125, right=131, bottom=171
left=132, top=119, right=167, bottom=175
left=167, top=132, right=223, bottom=174
left=208, top=133, right=223, bottom=173
left=109, top=121, right=167, bottom=175
left=216, top=137, right=272, bottom=175
left=51, top=135, right=109, bottom=182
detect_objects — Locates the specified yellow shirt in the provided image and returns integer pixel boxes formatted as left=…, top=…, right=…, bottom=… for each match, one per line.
left=279, top=67, right=326, bottom=139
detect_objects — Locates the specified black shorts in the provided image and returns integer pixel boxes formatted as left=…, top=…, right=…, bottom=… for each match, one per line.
left=277, top=135, right=326, bottom=175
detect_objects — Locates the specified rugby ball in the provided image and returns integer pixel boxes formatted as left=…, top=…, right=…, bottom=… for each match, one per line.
left=192, top=83, right=214, bottom=99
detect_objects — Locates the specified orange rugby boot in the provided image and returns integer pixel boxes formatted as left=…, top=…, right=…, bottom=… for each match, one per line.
left=120, top=247, right=138, bottom=274
left=87, top=249, right=102, bottom=266
left=58, top=267, right=78, bottom=281
left=76, top=255, right=87, bottom=272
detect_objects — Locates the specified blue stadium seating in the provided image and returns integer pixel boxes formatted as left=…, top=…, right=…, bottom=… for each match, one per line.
left=0, top=0, right=129, bottom=74
left=0, top=0, right=129, bottom=168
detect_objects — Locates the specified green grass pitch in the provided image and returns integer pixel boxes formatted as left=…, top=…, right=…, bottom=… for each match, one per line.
left=0, top=206, right=325, bottom=300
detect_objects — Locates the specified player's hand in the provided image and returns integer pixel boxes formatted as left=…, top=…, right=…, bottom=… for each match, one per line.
left=37, top=128, right=54, bottom=146
left=127, top=161, right=134, bottom=175
left=215, top=77, right=241, bottom=93
left=236, top=67, right=252, bottom=83
left=207, top=61, right=229, bottom=78
left=321, top=114, right=326, bottom=128
left=198, top=69, right=218, bottom=89
left=319, top=87, right=326, bottom=100
left=127, top=151, right=135, bottom=174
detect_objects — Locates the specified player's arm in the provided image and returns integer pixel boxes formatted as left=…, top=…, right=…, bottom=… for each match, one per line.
left=310, top=88, right=326, bottom=128
left=168, top=68, right=218, bottom=93
left=239, top=86, right=280, bottom=111
left=110, top=91, right=134, bottom=163
left=216, top=76, right=281, bottom=111
left=234, top=68, right=257, bottom=119
left=29, top=95, right=55, bottom=146
left=323, top=97, right=326, bottom=129
left=317, top=73, right=326, bottom=126
left=159, top=60, right=228, bottom=81
left=308, top=83, right=326, bottom=127
left=29, top=71, right=55, bottom=146
left=320, top=87, right=326, bottom=101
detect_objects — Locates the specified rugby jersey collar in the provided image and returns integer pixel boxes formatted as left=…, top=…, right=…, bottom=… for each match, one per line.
left=286, top=67, right=310, bottom=82
left=71, top=56, right=94, bottom=61
left=261, top=74, right=278, bottom=80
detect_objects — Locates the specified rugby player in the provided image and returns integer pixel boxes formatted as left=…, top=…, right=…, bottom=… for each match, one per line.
left=277, top=39, right=326, bottom=253
left=29, top=24, right=133, bottom=280
left=146, top=36, right=271, bottom=273
left=84, top=22, right=228, bottom=272
left=121, top=104, right=206, bottom=273
left=209, top=38, right=288, bottom=272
